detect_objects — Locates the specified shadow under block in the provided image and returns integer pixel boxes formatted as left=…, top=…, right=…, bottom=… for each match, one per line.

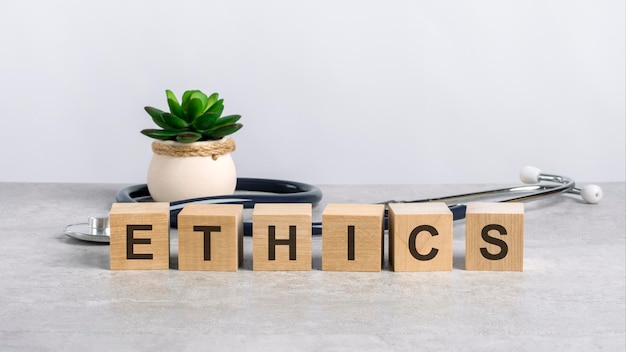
left=388, top=202, right=453, bottom=272
left=109, top=202, right=170, bottom=270
left=177, top=204, right=244, bottom=271
left=252, top=203, right=312, bottom=271
left=465, top=202, right=524, bottom=272
left=322, top=204, right=385, bottom=272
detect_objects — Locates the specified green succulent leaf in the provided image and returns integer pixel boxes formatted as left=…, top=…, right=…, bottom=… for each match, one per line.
left=162, top=113, right=189, bottom=130
left=203, top=123, right=243, bottom=139
left=192, top=111, right=221, bottom=131
left=213, top=114, right=241, bottom=127
left=144, top=106, right=170, bottom=129
left=181, top=90, right=195, bottom=103
left=176, top=131, right=202, bottom=143
left=189, top=91, right=208, bottom=105
left=206, top=93, right=219, bottom=109
left=165, top=90, right=184, bottom=118
left=186, top=97, right=206, bottom=120
left=144, top=106, right=165, bottom=120
left=141, top=129, right=179, bottom=140
left=181, top=90, right=197, bottom=113
left=205, top=98, right=224, bottom=117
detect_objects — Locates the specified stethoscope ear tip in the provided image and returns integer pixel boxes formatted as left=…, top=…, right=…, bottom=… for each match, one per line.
left=581, top=184, right=603, bottom=204
left=520, top=166, right=541, bottom=184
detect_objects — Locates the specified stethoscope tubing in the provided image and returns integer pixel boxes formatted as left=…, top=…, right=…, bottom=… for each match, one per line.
left=116, top=178, right=324, bottom=207
left=116, top=178, right=323, bottom=230
left=115, top=174, right=577, bottom=236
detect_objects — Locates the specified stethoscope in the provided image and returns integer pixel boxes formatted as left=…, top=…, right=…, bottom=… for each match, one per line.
left=64, top=166, right=603, bottom=242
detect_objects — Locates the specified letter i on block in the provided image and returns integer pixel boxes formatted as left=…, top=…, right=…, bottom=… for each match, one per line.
left=252, top=204, right=312, bottom=271
left=322, top=204, right=385, bottom=272
left=465, top=202, right=524, bottom=271
left=177, top=204, right=244, bottom=271
left=109, top=203, right=170, bottom=270
left=388, top=202, right=453, bottom=271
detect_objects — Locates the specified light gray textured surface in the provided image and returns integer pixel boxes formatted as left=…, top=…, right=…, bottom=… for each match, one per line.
left=0, top=182, right=624, bottom=351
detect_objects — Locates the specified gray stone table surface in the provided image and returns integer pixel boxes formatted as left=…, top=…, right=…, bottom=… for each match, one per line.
left=0, top=182, right=624, bottom=351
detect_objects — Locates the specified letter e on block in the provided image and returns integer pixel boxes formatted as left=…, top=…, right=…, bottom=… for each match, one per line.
left=178, top=204, right=244, bottom=271
left=388, top=202, right=453, bottom=271
left=109, top=203, right=170, bottom=270
left=465, top=202, right=524, bottom=271
left=322, top=204, right=385, bottom=272
left=253, top=204, right=312, bottom=271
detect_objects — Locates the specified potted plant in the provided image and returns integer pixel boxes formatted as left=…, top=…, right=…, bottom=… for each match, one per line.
left=141, top=89, right=243, bottom=202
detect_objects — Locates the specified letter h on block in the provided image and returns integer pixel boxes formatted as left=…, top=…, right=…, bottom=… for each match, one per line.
left=465, top=202, right=524, bottom=271
left=322, top=204, right=385, bottom=272
left=252, top=204, right=312, bottom=271
left=109, top=203, right=170, bottom=270
left=177, top=204, right=244, bottom=271
left=388, top=202, right=453, bottom=271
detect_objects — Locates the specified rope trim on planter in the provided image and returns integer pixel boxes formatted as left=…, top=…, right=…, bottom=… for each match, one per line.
left=152, top=139, right=236, bottom=160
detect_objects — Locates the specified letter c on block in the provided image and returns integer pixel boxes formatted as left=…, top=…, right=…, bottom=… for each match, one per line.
left=408, top=225, right=439, bottom=261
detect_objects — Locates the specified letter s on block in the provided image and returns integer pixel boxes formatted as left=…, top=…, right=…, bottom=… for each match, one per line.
left=480, top=224, right=508, bottom=260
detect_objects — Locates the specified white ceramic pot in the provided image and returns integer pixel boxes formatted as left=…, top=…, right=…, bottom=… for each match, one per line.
left=147, top=139, right=237, bottom=202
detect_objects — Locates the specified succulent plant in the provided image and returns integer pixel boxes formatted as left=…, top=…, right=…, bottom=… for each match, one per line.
left=141, top=90, right=243, bottom=143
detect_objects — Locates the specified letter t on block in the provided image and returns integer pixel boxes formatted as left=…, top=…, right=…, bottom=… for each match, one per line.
left=253, top=203, right=312, bottom=271
left=109, top=202, right=170, bottom=270
left=465, top=202, right=524, bottom=271
left=178, top=204, right=244, bottom=271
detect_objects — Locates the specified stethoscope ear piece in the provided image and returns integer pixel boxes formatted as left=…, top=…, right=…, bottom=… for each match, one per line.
left=581, top=184, right=603, bottom=204
left=520, top=166, right=603, bottom=204
left=520, top=166, right=541, bottom=184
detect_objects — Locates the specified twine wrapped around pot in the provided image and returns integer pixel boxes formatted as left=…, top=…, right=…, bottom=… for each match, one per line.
left=151, top=139, right=236, bottom=160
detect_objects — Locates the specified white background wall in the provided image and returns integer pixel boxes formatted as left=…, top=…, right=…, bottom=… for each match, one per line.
left=1, top=0, right=624, bottom=185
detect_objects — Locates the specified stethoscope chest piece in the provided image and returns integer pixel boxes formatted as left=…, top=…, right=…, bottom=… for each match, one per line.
left=64, top=216, right=110, bottom=243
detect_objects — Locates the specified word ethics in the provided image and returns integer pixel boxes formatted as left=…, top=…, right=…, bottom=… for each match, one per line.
left=109, top=202, right=524, bottom=272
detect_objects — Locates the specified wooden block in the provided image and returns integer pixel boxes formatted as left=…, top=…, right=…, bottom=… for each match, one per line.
left=177, top=204, right=243, bottom=271
left=109, top=202, right=170, bottom=270
left=388, top=202, right=453, bottom=272
left=252, top=203, right=312, bottom=271
left=465, top=202, right=524, bottom=271
left=322, top=204, right=385, bottom=272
